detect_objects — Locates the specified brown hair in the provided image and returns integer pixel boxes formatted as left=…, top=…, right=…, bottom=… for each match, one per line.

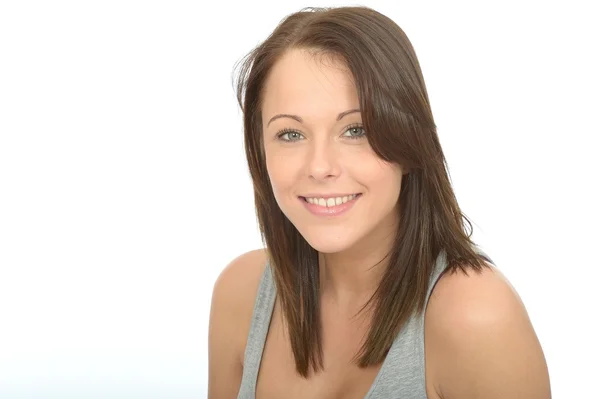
left=233, top=6, right=491, bottom=378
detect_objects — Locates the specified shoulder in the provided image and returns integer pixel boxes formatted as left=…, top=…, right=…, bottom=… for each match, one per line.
left=212, top=248, right=269, bottom=310
left=424, top=262, right=551, bottom=398
left=210, top=248, right=269, bottom=358
left=208, top=249, right=269, bottom=397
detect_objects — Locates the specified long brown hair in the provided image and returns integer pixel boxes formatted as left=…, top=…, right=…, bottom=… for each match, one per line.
left=233, top=6, right=491, bottom=378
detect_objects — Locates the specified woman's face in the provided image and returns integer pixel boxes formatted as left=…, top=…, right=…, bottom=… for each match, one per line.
left=261, top=49, right=403, bottom=254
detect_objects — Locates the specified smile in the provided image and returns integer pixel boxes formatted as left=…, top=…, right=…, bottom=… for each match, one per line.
left=299, top=193, right=362, bottom=216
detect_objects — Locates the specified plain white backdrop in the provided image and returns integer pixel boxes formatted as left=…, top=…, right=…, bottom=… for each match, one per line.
left=0, top=0, right=598, bottom=397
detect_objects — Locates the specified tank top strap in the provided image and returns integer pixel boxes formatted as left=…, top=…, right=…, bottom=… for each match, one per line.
left=237, top=260, right=277, bottom=398
left=364, top=244, right=495, bottom=398
left=424, top=244, right=495, bottom=310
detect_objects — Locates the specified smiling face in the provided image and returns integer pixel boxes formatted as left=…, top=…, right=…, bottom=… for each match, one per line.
left=261, top=49, right=403, bottom=254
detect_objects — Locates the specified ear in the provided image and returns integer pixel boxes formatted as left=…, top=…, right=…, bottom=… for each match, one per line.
left=401, top=165, right=413, bottom=176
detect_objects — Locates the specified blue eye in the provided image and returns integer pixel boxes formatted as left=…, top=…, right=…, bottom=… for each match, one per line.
left=342, top=124, right=366, bottom=139
left=276, top=129, right=305, bottom=142
left=275, top=124, right=366, bottom=142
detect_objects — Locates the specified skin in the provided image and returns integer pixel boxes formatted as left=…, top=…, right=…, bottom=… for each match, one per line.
left=261, top=49, right=404, bottom=309
left=208, top=49, right=551, bottom=398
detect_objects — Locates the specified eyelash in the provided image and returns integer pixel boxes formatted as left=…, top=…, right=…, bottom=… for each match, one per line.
left=275, top=123, right=366, bottom=142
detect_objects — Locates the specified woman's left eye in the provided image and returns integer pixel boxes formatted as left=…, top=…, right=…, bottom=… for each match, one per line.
left=342, top=125, right=366, bottom=139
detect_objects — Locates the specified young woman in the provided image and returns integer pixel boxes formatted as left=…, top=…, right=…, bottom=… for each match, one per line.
left=209, top=6, right=550, bottom=399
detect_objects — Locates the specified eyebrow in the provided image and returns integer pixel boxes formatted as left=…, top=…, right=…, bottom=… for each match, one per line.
left=266, top=108, right=361, bottom=127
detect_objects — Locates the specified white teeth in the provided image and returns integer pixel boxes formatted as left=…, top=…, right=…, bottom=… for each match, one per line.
left=305, top=194, right=358, bottom=207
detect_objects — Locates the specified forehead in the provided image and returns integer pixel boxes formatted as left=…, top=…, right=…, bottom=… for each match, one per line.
left=261, top=49, right=359, bottom=123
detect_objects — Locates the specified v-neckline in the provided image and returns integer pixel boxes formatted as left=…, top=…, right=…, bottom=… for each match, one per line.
left=250, top=254, right=441, bottom=399
left=361, top=318, right=406, bottom=398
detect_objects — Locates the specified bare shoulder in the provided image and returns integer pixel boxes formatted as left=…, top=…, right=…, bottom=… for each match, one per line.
left=425, top=262, right=551, bottom=398
left=211, top=248, right=269, bottom=357
left=212, top=248, right=269, bottom=314
left=208, top=248, right=269, bottom=399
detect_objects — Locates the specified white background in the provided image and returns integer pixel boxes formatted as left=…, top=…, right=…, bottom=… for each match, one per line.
left=0, top=1, right=598, bottom=397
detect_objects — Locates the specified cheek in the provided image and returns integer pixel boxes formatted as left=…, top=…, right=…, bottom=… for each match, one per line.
left=265, top=151, right=297, bottom=199
left=353, top=158, right=403, bottom=193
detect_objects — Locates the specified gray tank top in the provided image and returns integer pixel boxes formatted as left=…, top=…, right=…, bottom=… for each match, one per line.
left=237, top=246, right=493, bottom=398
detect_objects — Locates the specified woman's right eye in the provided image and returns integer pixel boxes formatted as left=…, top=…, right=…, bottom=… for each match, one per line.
left=277, top=130, right=305, bottom=142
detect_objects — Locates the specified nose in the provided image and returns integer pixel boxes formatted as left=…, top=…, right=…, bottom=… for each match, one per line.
left=307, top=138, right=341, bottom=181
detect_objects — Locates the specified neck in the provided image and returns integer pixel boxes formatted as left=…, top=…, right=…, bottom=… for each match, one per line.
left=318, top=210, right=400, bottom=311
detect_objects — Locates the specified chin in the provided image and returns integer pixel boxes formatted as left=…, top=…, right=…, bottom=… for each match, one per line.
left=297, top=227, right=358, bottom=254
left=305, top=239, right=352, bottom=254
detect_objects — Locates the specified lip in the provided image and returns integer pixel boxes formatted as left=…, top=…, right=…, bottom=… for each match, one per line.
left=300, top=193, right=359, bottom=199
left=299, top=193, right=362, bottom=217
